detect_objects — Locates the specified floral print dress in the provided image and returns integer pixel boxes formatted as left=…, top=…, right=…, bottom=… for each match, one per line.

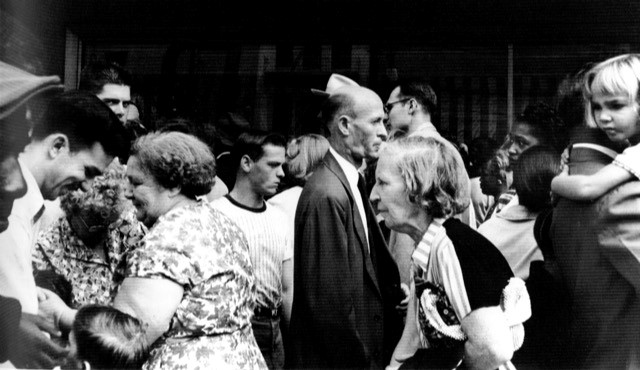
left=126, top=201, right=266, bottom=370
left=32, top=208, right=145, bottom=307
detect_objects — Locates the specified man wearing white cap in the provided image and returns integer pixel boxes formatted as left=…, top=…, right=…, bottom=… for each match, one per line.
left=289, top=80, right=403, bottom=368
left=0, top=60, right=69, bottom=368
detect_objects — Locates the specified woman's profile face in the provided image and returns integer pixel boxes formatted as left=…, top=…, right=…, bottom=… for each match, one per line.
left=370, top=154, right=424, bottom=232
left=124, top=156, right=172, bottom=228
left=506, top=122, right=540, bottom=166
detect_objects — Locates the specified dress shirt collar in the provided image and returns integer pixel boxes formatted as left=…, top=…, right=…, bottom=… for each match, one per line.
left=329, top=146, right=361, bottom=189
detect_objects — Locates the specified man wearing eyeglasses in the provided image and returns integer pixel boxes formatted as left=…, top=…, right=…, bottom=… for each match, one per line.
left=384, top=79, right=442, bottom=139
left=383, top=79, right=475, bottom=288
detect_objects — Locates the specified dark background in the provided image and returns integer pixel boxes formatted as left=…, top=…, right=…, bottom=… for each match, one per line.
left=2, top=0, right=637, bottom=143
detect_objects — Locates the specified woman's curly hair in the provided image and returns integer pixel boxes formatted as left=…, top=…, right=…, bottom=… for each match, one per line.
left=60, top=162, right=127, bottom=225
left=382, top=136, right=470, bottom=219
left=130, top=131, right=216, bottom=198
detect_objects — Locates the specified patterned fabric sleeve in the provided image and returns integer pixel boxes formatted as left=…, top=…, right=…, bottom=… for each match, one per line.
left=32, top=221, right=63, bottom=272
left=126, top=210, right=199, bottom=288
left=613, top=144, right=640, bottom=180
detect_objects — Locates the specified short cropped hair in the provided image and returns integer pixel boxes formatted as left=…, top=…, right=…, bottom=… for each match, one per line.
left=31, top=90, right=130, bottom=160
left=286, top=134, right=330, bottom=183
left=515, top=102, right=567, bottom=154
left=319, top=92, right=356, bottom=130
left=584, top=53, right=640, bottom=128
left=73, top=305, right=148, bottom=369
left=79, top=62, right=132, bottom=94
left=60, top=161, right=127, bottom=226
left=130, top=131, right=216, bottom=198
left=513, top=145, right=561, bottom=212
left=397, top=79, right=438, bottom=115
left=382, top=136, right=470, bottom=219
left=231, top=130, right=287, bottom=171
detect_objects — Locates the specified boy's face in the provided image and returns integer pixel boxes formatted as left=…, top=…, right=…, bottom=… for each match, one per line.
left=591, top=92, right=640, bottom=144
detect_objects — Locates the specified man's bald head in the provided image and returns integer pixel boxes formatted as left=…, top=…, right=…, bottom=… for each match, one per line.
left=321, top=86, right=382, bottom=130
left=320, top=85, right=387, bottom=165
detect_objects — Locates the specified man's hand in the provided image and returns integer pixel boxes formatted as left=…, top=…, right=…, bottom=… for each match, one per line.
left=7, top=312, right=69, bottom=368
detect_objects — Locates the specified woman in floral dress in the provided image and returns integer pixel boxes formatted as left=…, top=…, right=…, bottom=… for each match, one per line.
left=41, top=131, right=266, bottom=369
left=33, top=162, right=145, bottom=307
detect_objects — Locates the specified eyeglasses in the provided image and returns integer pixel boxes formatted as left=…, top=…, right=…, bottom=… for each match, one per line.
left=77, top=215, right=108, bottom=235
left=384, top=98, right=411, bottom=114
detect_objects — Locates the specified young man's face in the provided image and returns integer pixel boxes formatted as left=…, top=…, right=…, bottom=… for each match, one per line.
left=385, top=86, right=412, bottom=132
left=41, top=142, right=112, bottom=201
left=248, top=144, right=286, bottom=197
left=96, top=84, right=131, bottom=124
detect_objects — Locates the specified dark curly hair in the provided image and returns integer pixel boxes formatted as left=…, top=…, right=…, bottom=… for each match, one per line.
left=515, top=102, right=568, bottom=154
left=513, top=145, right=561, bottom=212
left=130, top=131, right=216, bottom=198
left=60, top=162, right=127, bottom=225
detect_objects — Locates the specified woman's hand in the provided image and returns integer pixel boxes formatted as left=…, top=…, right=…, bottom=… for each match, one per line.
left=37, top=287, right=76, bottom=332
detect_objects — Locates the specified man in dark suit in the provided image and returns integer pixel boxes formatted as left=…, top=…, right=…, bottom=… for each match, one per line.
left=551, top=126, right=640, bottom=369
left=288, top=85, right=403, bottom=369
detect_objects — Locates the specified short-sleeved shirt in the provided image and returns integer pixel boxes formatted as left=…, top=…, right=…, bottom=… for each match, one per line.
left=32, top=208, right=145, bottom=307
left=613, top=143, right=640, bottom=179
left=211, top=195, right=293, bottom=312
left=126, top=201, right=266, bottom=369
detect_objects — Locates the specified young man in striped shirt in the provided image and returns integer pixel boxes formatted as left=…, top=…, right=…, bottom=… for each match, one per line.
left=210, top=130, right=293, bottom=369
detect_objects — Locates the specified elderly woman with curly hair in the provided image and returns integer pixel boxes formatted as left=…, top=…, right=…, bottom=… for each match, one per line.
left=33, top=162, right=145, bottom=308
left=370, top=136, right=530, bottom=370
left=40, top=131, right=266, bottom=369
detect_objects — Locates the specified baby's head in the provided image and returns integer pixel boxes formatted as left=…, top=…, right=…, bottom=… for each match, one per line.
left=70, top=305, right=149, bottom=369
left=584, top=53, right=640, bottom=128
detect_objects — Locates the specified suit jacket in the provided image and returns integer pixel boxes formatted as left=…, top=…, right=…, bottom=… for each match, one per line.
left=551, top=129, right=640, bottom=369
left=288, top=152, right=403, bottom=369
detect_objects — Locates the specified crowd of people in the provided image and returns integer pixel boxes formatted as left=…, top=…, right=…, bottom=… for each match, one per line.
left=0, top=51, right=639, bottom=370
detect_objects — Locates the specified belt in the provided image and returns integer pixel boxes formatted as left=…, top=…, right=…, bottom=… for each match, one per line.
left=254, top=305, right=282, bottom=318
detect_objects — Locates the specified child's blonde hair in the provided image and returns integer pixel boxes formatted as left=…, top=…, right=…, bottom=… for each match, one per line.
left=584, top=53, right=640, bottom=128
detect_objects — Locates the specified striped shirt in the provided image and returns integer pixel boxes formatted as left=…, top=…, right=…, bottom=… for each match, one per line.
left=211, top=195, right=293, bottom=311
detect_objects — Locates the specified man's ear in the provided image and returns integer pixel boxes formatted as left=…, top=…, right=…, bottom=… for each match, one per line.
left=337, top=115, right=351, bottom=136
left=166, top=185, right=182, bottom=198
left=47, top=134, right=70, bottom=159
left=239, top=154, right=253, bottom=173
left=407, top=98, right=419, bottom=115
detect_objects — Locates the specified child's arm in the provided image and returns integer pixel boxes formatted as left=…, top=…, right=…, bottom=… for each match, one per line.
left=551, top=163, right=634, bottom=201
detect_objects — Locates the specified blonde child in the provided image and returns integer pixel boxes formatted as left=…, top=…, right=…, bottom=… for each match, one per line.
left=552, top=54, right=640, bottom=200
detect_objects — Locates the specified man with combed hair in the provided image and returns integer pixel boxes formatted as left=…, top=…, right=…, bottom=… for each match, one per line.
left=0, top=90, right=129, bottom=318
left=385, top=79, right=440, bottom=138
left=211, top=130, right=293, bottom=369
left=384, top=79, right=474, bottom=287
left=79, top=62, right=133, bottom=124
left=288, top=85, right=403, bottom=368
